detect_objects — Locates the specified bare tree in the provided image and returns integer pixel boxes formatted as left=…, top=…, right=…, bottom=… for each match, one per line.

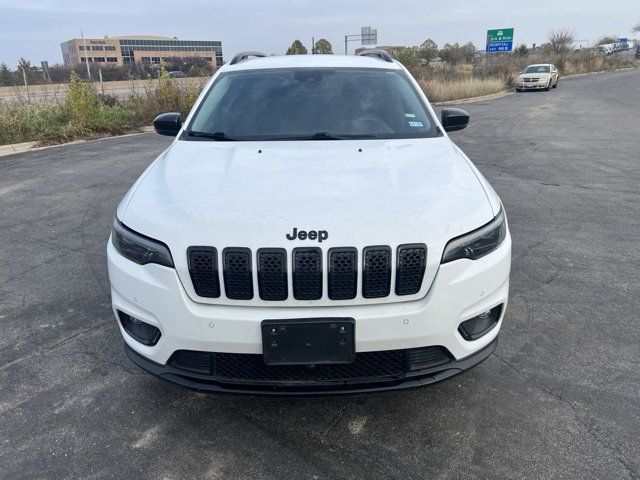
left=633, top=22, right=640, bottom=33
left=548, top=29, right=575, bottom=55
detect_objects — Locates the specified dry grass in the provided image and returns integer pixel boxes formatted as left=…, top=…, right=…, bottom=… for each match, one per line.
left=420, top=77, right=508, bottom=103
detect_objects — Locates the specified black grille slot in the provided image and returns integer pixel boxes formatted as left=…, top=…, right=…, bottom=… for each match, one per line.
left=213, top=350, right=406, bottom=384
left=187, top=247, right=220, bottom=298
left=293, top=248, right=322, bottom=300
left=362, top=246, right=391, bottom=298
left=408, top=346, right=453, bottom=371
left=328, top=248, right=357, bottom=300
left=168, top=350, right=212, bottom=374
left=257, top=249, right=288, bottom=301
left=166, top=345, right=454, bottom=386
left=395, top=244, right=427, bottom=295
left=223, top=248, right=253, bottom=300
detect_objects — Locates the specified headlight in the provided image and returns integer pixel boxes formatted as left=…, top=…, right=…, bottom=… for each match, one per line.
left=441, top=209, right=506, bottom=263
left=111, top=217, right=174, bottom=268
left=517, top=75, right=524, bottom=81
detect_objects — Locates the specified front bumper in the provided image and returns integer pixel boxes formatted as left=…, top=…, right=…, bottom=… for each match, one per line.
left=125, top=336, right=499, bottom=395
left=108, top=235, right=511, bottom=394
left=516, top=81, right=548, bottom=89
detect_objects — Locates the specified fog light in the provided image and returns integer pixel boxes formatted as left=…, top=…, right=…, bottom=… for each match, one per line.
left=458, top=305, right=502, bottom=341
left=118, top=311, right=161, bottom=346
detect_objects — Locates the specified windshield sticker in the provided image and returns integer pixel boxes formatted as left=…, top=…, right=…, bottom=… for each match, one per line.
left=408, top=121, right=424, bottom=128
left=404, top=113, right=416, bottom=118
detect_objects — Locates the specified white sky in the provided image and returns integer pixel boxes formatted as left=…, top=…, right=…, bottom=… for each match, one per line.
left=0, top=0, right=638, bottom=66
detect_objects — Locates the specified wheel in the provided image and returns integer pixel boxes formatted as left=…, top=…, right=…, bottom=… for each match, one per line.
left=516, top=87, right=522, bottom=92
left=552, top=79, right=558, bottom=88
left=545, top=81, right=551, bottom=91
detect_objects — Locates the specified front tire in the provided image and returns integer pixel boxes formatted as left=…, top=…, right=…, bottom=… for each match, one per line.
left=552, top=79, right=558, bottom=89
left=545, top=81, right=551, bottom=91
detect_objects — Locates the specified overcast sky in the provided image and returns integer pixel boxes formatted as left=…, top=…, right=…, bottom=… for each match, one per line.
left=1, top=0, right=638, bottom=66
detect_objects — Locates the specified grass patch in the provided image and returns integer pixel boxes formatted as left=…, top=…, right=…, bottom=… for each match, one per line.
left=0, top=68, right=201, bottom=146
left=420, top=77, right=508, bottom=103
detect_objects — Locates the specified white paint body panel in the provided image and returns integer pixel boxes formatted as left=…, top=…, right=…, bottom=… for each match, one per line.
left=108, top=54, right=511, bottom=363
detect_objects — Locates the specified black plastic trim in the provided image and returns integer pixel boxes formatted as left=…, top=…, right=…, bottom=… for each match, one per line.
left=187, top=246, right=220, bottom=298
left=222, top=247, right=254, bottom=300
left=458, top=304, right=503, bottom=341
left=257, top=248, right=288, bottom=301
left=362, top=245, right=392, bottom=298
left=124, top=336, right=499, bottom=396
left=357, top=49, right=393, bottom=62
left=292, top=247, right=323, bottom=300
left=328, top=247, right=358, bottom=300
left=118, top=312, right=161, bottom=346
left=395, top=243, right=427, bottom=296
left=229, top=51, right=267, bottom=65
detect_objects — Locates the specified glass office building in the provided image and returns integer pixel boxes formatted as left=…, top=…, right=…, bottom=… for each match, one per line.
left=61, top=35, right=223, bottom=68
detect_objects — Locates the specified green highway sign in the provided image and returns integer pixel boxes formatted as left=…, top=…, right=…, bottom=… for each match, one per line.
left=486, top=28, right=514, bottom=52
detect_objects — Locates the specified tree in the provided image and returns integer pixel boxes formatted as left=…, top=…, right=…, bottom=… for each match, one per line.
left=632, top=22, right=640, bottom=33
left=0, top=63, right=12, bottom=86
left=514, top=44, right=529, bottom=56
left=548, top=29, right=574, bottom=55
left=596, top=36, right=617, bottom=45
left=437, top=42, right=476, bottom=64
left=17, top=58, right=39, bottom=85
left=419, top=39, right=439, bottom=60
left=393, top=51, right=420, bottom=76
left=460, top=42, right=476, bottom=63
left=286, top=40, right=308, bottom=55
left=313, top=38, right=332, bottom=54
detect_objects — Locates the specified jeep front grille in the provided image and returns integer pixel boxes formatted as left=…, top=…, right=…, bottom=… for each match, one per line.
left=186, top=244, right=427, bottom=302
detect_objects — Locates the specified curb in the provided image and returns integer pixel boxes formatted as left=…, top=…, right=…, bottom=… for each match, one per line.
left=431, top=88, right=513, bottom=106
left=560, top=66, right=637, bottom=80
left=0, top=141, right=37, bottom=156
left=0, top=126, right=154, bottom=158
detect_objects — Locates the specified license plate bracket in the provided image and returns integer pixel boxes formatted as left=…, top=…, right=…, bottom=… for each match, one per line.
left=261, top=318, right=355, bottom=365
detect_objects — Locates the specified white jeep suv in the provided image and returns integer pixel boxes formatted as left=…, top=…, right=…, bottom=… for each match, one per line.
left=107, top=50, right=511, bottom=394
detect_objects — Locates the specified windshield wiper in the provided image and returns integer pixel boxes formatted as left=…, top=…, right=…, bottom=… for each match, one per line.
left=265, top=132, right=381, bottom=141
left=185, top=130, right=238, bottom=141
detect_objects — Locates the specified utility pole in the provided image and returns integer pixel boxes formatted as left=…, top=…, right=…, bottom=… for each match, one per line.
left=312, top=36, right=315, bottom=54
left=81, top=29, right=91, bottom=79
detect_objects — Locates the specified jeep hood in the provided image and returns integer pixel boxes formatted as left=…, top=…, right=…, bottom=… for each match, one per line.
left=119, top=137, right=496, bottom=305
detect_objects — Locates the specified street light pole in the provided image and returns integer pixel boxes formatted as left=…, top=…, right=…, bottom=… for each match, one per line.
left=81, top=29, right=91, bottom=79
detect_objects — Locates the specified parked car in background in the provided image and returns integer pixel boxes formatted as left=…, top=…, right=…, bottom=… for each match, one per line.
left=515, top=64, right=559, bottom=92
left=597, top=44, right=614, bottom=55
left=168, top=70, right=187, bottom=78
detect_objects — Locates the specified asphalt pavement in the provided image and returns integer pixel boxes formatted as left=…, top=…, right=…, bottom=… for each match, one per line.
left=1, top=69, right=639, bottom=479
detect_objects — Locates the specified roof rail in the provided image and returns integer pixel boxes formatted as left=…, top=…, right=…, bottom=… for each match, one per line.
left=230, top=51, right=267, bottom=65
left=357, top=49, right=393, bottom=63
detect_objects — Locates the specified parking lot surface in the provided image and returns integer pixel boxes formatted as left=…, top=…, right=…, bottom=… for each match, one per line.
left=1, top=69, right=639, bottom=479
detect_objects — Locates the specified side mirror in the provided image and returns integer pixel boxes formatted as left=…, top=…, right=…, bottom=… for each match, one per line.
left=441, top=108, right=469, bottom=132
left=153, top=112, right=182, bottom=136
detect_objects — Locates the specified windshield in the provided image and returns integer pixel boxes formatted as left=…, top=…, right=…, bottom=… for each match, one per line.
left=186, top=68, right=438, bottom=140
left=524, top=65, right=550, bottom=73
